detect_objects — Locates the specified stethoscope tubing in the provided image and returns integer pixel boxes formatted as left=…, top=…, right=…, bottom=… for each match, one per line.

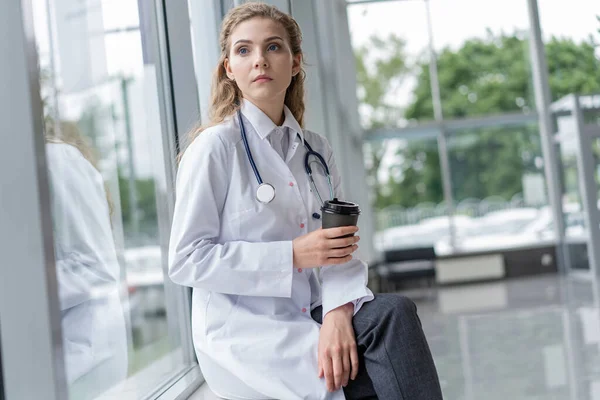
left=237, top=110, right=333, bottom=205
left=238, top=111, right=263, bottom=185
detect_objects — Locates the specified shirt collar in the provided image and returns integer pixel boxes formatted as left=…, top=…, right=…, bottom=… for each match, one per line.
left=240, top=99, right=304, bottom=145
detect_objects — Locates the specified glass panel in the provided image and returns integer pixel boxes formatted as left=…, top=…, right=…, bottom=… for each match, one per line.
left=347, top=0, right=434, bottom=125
left=556, top=114, right=589, bottom=272
left=372, top=137, right=447, bottom=252
left=32, top=0, right=187, bottom=397
left=538, top=0, right=600, bottom=102
left=347, top=2, right=451, bottom=258
left=428, top=0, right=534, bottom=118
left=443, top=123, right=551, bottom=255
left=541, top=0, right=600, bottom=263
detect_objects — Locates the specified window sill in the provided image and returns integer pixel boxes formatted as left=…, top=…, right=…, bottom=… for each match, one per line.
left=186, top=381, right=223, bottom=400
left=94, top=350, right=202, bottom=400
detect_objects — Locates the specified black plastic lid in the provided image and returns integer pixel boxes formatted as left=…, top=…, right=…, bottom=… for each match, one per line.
left=321, top=198, right=361, bottom=215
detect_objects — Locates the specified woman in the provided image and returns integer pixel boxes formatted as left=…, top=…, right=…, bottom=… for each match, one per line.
left=168, top=3, right=442, bottom=399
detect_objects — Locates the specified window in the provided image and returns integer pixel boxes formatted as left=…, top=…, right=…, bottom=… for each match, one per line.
left=444, top=123, right=549, bottom=255
left=348, top=0, right=434, bottom=126
left=372, top=136, right=446, bottom=252
left=348, top=0, right=600, bottom=257
left=429, top=0, right=534, bottom=119
left=31, top=0, right=192, bottom=397
left=538, top=0, right=600, bottom=103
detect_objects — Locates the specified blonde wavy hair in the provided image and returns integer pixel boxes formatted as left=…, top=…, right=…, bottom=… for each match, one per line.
left=45, top=122, right=115, bottom=217
left=178, top=2, right=306, bottom=162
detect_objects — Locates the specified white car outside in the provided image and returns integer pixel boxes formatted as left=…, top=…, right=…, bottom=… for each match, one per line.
left=374, top=203, right=588, bottom=256
left=374, top=215, right=476, bottom=252
left=434, top=204, right=587, bottom=255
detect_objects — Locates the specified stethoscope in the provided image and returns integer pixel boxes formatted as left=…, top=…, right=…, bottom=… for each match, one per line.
left=238, top=110, right=334, bottom=211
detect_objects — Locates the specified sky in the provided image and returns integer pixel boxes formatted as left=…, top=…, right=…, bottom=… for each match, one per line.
left=348, top=0, right=599, bottom=53
left=347, top=0, right=600, bottom=116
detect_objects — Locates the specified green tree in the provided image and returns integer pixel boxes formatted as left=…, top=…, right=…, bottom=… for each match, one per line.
left=406, top=32, right=534, bottom=120
left=358, top=31, right=600, bottom=209
left=355, top=34, right=410, bottom=208
left=406, top=33, right=600, bottom=205
left=118, top=173, right=158, bottom=243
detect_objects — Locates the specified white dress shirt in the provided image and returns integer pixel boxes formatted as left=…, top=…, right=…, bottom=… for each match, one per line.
left=266, top=125, right=289, bottom=161
left=168, top=99, right=373, bottom=399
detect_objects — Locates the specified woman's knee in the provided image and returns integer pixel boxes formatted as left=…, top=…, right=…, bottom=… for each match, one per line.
left=393, top=294, right=417, bottom=317
left=375, top=293, right=417, bottom=317
left=385, top=295, right=423, bottom=331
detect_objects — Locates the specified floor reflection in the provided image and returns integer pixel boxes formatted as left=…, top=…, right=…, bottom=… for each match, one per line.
left=412, top=275, right=600, bottom=400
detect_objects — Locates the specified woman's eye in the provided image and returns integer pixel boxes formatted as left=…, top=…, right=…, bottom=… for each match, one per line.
left=267, top=44, right=279, bottom=51
left=238, top=47, right=248, bottom=55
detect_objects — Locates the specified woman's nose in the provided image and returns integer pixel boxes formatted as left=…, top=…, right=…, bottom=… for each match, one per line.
left=254, top=52, right=268, bottom=68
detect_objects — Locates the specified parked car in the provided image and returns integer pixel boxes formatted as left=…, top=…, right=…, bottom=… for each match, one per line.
left=374, top=215, right=476, bottom=252
left=434, top=204, right=586, bottom=255
left=434, top=208, right=543, bottom=255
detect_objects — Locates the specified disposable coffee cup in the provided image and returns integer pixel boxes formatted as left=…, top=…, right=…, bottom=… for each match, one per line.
left=321, top=198, right=361, bottom=238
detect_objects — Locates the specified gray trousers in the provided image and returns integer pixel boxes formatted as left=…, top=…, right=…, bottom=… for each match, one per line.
left=311, top=294, right=443, bottom=400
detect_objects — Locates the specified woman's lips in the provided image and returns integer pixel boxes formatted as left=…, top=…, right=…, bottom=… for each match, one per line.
left=254, top=76, right=272, bottom=83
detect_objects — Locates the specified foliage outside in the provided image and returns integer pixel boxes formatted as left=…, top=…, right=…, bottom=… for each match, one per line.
left=356, top=30, right=600, bottom=212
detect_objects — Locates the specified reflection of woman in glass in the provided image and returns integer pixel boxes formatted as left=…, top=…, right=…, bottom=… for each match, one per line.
left=45, top=123, right=127, bottom=397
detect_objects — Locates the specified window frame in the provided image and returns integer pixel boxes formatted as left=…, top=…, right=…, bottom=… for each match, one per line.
left=0, top=0, right=206, bottom=398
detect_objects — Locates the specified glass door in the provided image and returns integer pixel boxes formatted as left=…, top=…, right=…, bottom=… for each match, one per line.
left=554, top=95, right=600, bottom=278
left=556, top=126, right=589, bottom=274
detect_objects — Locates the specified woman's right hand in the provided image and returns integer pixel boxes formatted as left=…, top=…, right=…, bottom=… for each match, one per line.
left=292, top=227, right=360, bottom=269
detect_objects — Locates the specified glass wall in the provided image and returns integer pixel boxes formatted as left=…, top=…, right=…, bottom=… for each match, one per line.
left=348, top=0, right=600, bottom=260
left=441, top=123, right=550, bottom=255
left=372, top=136, right=446, bottom=251
left=551, top=96, right=600, bottom=274
left=428, top=0, right=534, bottom=118
left=348, top=0, right=433, bottom=126
left=31, top=0, right=189, bottom=397
left=542, top=0, right=600, bottom=274
left=538, top=0, right=600, bottom=107
left=348, top=1, right=447, bottom=254
left=556, top=126, right=589, bottom=271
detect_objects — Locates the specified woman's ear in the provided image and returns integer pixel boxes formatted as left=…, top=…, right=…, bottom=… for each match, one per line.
left=292, top=53, right=302, bottom=76
left=224, top=58, right=235, bottom=80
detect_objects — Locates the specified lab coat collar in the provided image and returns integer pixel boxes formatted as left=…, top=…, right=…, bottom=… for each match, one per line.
left=240, top=99, right=305, bottom=145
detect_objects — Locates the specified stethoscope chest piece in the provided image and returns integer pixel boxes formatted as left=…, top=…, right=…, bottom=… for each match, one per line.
left=256, top=183, right=276, bottom=204
left=238, top=109, right=332, bottom=206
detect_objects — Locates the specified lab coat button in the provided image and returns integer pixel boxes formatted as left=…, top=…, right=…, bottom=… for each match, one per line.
left=301, top=308, right=307, bottom=313
left=297, top=268, right=303, bottom=273
left=289, top=182, right=294, bottom=187
left=300, top=223, right=305, bottom=228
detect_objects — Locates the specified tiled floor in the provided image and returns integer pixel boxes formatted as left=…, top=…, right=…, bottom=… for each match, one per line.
left=416, top=274, right=600, bottom=400
left=189, top=273, right=600, bottom=400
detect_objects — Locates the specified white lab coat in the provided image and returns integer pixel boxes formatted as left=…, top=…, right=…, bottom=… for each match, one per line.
left=168, top=100, right=373, bottom=400
left=46, top=143, right=127, bottom=395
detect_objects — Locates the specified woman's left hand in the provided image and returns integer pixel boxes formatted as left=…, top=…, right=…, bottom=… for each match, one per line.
left=318, top=303, right=359, bottom=392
